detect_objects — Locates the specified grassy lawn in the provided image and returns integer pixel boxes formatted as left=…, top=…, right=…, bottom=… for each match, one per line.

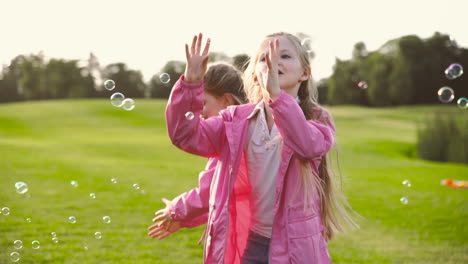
left=0, top=100, right=466, bottom=263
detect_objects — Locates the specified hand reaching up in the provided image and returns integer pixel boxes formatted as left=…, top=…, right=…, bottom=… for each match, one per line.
left=258, top=38, right=281, bottom=100
left=148, top=198, right=181, bottom=240
left=184, top=33, right=211, bottom=83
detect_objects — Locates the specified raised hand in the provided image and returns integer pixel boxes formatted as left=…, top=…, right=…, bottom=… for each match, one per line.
left=184, top=33, right=211, bottom=83
left=258, top=38, right=281, bottom=100
left=148, top=198, right=181, bottom=240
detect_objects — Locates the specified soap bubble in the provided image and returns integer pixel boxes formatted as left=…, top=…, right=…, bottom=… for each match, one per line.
left=400, top=197, right=409, bottom=205
left=457, top=97, right=468, bottom=109
left=94, top=232, right=102, bottom=239
left=68, top=216, right=77, bottom=224
left=9, top=252, right=20, bottom=262
left=89, top=193, right=96, bottom=199
left=437, top=87, right=455, bottom=103
left=185, top=111, right=195, bottom=120
left=122, top=98, right=135, bottom=111
left=13, top=240, right=23, bottom=250
left=111, top=178, right=117, bottom=184
left=104, top=79, right=116, bottom=91
left=358, top=81, right=368, bottom=90
left=70, top=180, right=79, bottom=188
left=102, top=216, right=111, bottom=224
left=15, top=181, right=28, bottom=194
left=402, top=180, right=411, bottom=188
left=159, top=73, right=171, bottom=84
left=32, top=240, right=40, bottom=250
left=110, top=92, right=125, bottom=107
left=444, top=63, right=464, bottom=80
left=1, top=207, right=10, bottom=215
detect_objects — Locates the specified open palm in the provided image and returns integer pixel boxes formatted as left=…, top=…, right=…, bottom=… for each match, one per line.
left=184, top=33, right=211, bottom=83
left=258, top=38, right=281, bottom=100
left=147, top=198, right=181, bottom=240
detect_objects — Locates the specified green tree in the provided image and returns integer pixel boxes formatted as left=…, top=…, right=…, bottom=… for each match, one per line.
left=13, top=53, right=46, bottom=100
left=0, top=64, right=21, bottom=102
left=232, top=54, right=249, bottom=72
left=149, top=60, right=185, bottom=99
left=42, top=59, right=94, bottom=99
left=102, top=63, right=147, bottom=98
left=208, top=52, right=231, bottom=63
left=316, top=78, right=329, bottom=104
left=328, top=58, right=367, bottom=105
left=360, top=52, right=392, bottom=106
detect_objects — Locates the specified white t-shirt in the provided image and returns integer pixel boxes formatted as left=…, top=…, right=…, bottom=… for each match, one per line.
left=244, top=100, right=281, bottom=238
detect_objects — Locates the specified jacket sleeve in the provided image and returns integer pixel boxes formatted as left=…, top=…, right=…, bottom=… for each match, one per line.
left=269, top=90, right=335, bottom=159
left=165, top=75, right=226, bottom=157
left=167, top=158, right=217, bottom=228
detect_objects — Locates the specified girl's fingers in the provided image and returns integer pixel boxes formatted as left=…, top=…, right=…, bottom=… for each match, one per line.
left=152, top=215, right=168, bottom=224
left=154, top=209, right=165, bottom=216
left=202, top=38, right=211, bottom=56
left=161, top=198, right=171, bottom=206
left=154, top=211, right=167, bottom=219
left=268, top=38, right=279, bottom=63
left=165, top=221, right=172, bottom=231
left=190, top=35, right=197, bottom=55
left=148, top=223, right=159, bottom=231
left=149, top=228, right=166, bottom=238
left=158, top=232, right=172, bottom=240
left=196, top=33, right=203, bottom=55
left=185, top=44, right=190, bottom=61
left=155, top=229, right=170, bottom=238
left=265, top=50, right=272, bottom=69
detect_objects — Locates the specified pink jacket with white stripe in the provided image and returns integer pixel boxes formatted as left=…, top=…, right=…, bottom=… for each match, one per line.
left=166, top=75, right=335, bottom=264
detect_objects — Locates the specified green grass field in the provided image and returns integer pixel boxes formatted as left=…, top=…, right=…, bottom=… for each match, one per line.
left=0, top=99, right=467, bottom=263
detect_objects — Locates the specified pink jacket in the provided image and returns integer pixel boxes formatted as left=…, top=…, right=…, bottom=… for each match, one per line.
left=166, top=75, right=335, bottom=264
left=167, top=157, right=216, bottom=228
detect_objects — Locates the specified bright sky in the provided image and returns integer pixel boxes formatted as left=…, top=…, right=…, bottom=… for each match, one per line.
left=1, top=0, right=467, bottom=81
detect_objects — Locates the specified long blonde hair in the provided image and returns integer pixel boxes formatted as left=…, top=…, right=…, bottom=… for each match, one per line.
left=243, top=32, right=359, bottom=240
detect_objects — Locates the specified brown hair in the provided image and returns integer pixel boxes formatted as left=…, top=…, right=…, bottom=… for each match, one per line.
left=244, top=32, right=359, bottom=240
left=203, top=63, right=247, bottom=105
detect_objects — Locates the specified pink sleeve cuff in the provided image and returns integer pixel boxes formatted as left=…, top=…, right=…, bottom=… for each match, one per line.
left=180, top=74, right=204, bottom=88
left=268, top=90, right=292, bottom=107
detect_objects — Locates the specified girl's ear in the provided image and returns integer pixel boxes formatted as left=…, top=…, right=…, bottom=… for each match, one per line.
left=222, top=93, right=236, bottom=106
left=253, top=72, right=259, bottom=85
left=299, top=66, right=311, bottom=82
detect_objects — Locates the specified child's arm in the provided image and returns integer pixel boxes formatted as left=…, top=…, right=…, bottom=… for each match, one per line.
left=148, top=158, right=215, bottom=240
left=166, top=158, right=217, bottom=226
left=270, top=91, right=335, bottom=159
left=261, top=38, right=335, bottom=159
left=165, top=33, right=226, bottom=157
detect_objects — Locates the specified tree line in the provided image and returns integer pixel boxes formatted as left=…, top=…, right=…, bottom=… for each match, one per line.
left=0, top=32, right=466, bottom=106
left=321, top=32, right=468, bottom=106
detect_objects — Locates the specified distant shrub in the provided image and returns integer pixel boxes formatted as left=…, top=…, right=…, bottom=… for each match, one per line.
left=417, top=111, right=468, bottom=164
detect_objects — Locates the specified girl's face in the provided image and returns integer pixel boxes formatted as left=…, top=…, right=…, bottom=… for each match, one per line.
left=202, top=92, right=228, bottom=119
left=254, top=36, right=308, bottom=93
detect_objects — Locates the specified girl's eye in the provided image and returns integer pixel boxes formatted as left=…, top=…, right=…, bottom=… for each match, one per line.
left=281, top=54, right=291, bottom=59
left=259, top=56, right=266, bottom=62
